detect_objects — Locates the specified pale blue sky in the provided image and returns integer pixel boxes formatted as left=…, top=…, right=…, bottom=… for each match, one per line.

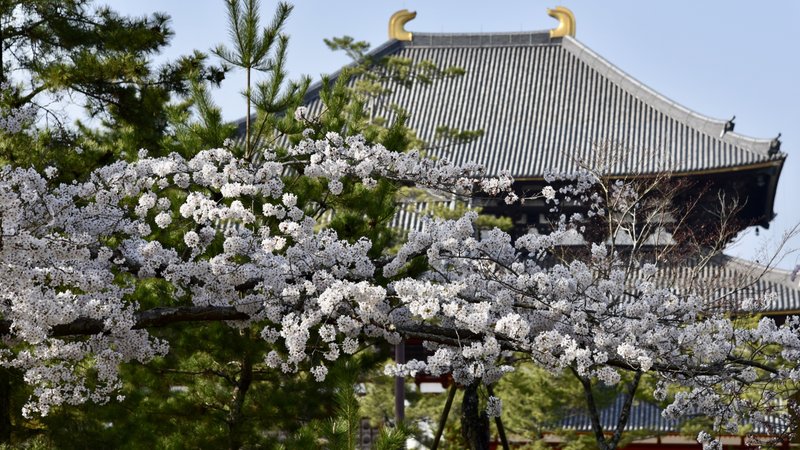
left=109, top=0, right=800, bottom=268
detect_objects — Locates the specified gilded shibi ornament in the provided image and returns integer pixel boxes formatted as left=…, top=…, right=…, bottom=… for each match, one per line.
left=548, top=6, right=576, bottom=38
left=389, top=9, right=416, bottom=41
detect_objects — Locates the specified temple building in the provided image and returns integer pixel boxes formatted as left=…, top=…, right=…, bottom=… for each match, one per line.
left=238, top=6, right=797, bottom=448
left=277, top=7, right=797, bottom=318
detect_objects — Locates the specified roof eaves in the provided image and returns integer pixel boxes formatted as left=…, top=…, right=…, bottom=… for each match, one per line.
left=511, top=159, right=784, bottom=181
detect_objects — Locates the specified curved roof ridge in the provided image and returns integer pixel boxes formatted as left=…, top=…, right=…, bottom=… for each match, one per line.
left=561, top=36, right=781, bottom=158
left=412, top=30, right=551, bottom=37
left=407, top=30, right=554, bottom=48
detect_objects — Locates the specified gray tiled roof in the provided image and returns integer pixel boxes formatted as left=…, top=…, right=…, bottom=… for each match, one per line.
left=674, top=254, right=800, bottom=314
left=558, top=395, right=680, bottom=433
left=558, top=394, right=786, bottom=436
left=297, top=31, right=784, bottom=178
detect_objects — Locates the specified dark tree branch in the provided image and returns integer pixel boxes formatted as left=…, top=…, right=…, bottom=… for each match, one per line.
left=0, top=310, right=782, bottom=388
left=0, top=369, right=10, bottom=444
left=432, top=383, right=458, bottom=450
left=134, top=306, right=250, bottom=329
left=0, top=306, right=250, bottom=337
left=609, top=371, right=642, bottom=449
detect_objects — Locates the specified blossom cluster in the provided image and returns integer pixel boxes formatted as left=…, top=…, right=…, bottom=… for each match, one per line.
left=0, top=132, right=797, bottom=445
left=0, top=86, right=36, bottom=134
left=0, top=134, right=511, bottom=415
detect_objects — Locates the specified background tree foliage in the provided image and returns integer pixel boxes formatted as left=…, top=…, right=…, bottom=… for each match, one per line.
left=0, top=0, right=225, bottom=180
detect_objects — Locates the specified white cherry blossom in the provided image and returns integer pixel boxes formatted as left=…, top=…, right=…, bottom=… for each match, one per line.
left=0, top=134, right=795, bottom=448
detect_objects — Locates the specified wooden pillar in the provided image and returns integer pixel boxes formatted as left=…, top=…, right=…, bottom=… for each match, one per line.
left=394, top=341, right=405, bottom=423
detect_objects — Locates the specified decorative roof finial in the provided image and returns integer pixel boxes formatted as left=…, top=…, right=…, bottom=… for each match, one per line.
left=389, top=10, right=416, bottom=41
left=548, top=6, right=576, bottom=38
left=768, top=133, right=782, bottom=156
left=720, top=115, right=736, bottom=138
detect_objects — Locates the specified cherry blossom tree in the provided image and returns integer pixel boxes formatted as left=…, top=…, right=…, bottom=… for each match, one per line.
left=1, top=100, right=798, bottom=448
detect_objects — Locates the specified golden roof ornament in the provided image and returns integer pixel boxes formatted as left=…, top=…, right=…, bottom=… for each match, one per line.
left=389, top=9, right=416, bottom=41
left=548, top=6, right=576, bottom=38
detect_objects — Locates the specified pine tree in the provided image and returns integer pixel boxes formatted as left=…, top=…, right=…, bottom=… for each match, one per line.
left=0, top=0, right=224, bottom=180
left=212, top=0, right=299, bottom=159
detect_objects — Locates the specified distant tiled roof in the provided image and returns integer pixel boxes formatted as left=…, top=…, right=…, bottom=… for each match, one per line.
left=674, top=254, right=800, bottom=315
left=558, top=394, right=786, bottom=436
left=610, top=252, right=800, bottom=315
left=292, top=31, right=784, bottom=178
left=558, top=395, right=680, bottom=434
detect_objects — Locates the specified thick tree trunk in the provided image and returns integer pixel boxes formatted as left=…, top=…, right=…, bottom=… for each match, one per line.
left=461, top=382, right=490, bottom=450
left=227, top=353, right=253, bottom=450
left=0, top=368, right=11, bottom=443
